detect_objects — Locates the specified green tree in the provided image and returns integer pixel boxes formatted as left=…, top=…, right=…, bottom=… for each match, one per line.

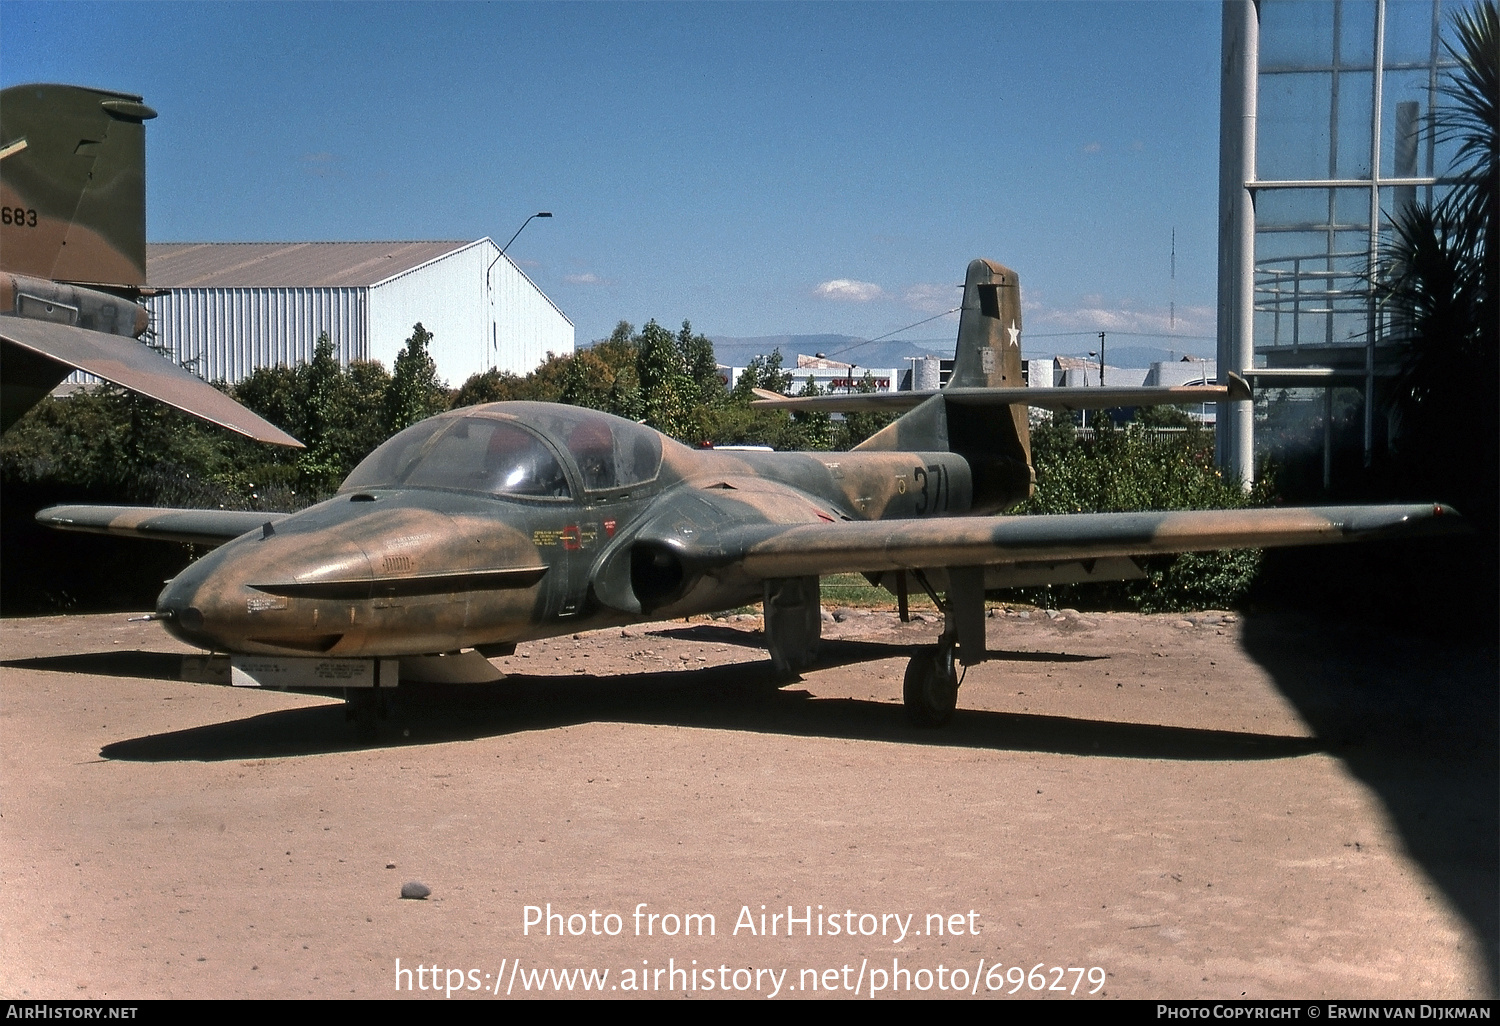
left=451, top=368, right=527, bottom=408
left=678, top=320, right=724, bottom=404
left=636, top=319, right=694, bottom=438
left=727, top=349, right=793, bottom=402
left=338, top=360, right=395, bottom=470
left=229, top=337, right=393, bottom=500
left=789, top=374, right=833, bottom=450
left=707, top=349, right=809, bottom=449
left=1134, top=403, right=1195, bottom=429
left=384, top=323, right=449, bottom=434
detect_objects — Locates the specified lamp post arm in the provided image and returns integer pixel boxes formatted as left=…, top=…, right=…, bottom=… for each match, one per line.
left=487, top=212, right=552, bottom=285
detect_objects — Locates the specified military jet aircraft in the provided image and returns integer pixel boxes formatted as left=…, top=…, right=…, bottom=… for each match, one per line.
left=37, top=258, right=1460, bottom=728
left=0, top=83, right=300, bottom=446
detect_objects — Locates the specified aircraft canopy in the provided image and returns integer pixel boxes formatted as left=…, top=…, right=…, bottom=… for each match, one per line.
left=339, top=403, right=662, bottom=498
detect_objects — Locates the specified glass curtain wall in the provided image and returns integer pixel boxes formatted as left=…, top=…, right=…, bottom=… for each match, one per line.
left=1218, top=0, right=1456, bottom=482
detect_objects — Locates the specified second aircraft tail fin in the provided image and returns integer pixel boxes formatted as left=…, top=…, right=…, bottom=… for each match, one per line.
left=0, top=83, right=156, bottom=288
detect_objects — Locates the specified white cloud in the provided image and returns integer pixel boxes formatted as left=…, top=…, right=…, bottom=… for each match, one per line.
left=563, top=272, right=611, bottom=286
left=1082, top=141, right=1102, bottom=154
left=813, top=278, right=885, bottom=302
left=902, top=282, right=961, bottom=314
left=1029, top=303, right=1215, bottom=337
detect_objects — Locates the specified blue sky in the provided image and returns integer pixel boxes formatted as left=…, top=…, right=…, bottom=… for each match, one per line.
left=2, top=1, right=1225, bottom=360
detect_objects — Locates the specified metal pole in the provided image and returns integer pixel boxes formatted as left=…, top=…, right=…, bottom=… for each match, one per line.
left=1364, top=1, right=1385, bottom=467
left=1216, top=0, right=1259, bottom=490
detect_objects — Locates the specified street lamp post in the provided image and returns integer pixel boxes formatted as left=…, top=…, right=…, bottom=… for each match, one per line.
left=486, top=212, right=552, bottom=367
left=487, top=212, right=552, bottom=285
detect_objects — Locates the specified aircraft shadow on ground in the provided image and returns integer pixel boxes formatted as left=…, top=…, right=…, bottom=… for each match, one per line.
left=82, top=632, right=1310, bottom=764
left=648, top=624, right=1104, bottom=666
left=1239, top=612, right=1499, bottom=994
left=3, top=651, right=231, bottom=684
left=0, top=632, right=1100, bottom=691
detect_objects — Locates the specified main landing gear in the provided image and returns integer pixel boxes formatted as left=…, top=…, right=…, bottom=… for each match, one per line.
left=765, top=568, right=983, bottom=728
left=903, top=638, right=959, bottom=727
left=898, top=567, right=983, bottom=728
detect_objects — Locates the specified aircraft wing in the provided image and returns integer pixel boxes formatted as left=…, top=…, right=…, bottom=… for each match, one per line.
left=36, top=504, right=289, bottom=546
left=750, top=374, right=1251, bottom=413
left=1, top=317, right=303, bottom=447
left=652, top=503, right=1461, bottom=582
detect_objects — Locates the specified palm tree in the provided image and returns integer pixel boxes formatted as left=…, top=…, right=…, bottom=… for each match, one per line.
left=1384, top=0, right=1497, bottom=527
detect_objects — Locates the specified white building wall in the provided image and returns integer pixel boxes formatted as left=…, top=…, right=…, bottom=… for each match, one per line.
left=488, top=249, right=574, bottom=374
left=134, top=239, right=571, bottom=387
left=143, top=286, right=367, bottom=382
left=1024, top=358, right=1055, bottom=388
left=1145, top=360, right=1217, bottom=387
left=369, top=239, right=574, bottom=386
left=369, top=241, right=491, bottom=386
left=1059, top=366, right=1150, bottom=388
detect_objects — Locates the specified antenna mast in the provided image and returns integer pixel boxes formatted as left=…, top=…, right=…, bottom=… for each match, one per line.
left=1169, top=227, right=1176, bottom=333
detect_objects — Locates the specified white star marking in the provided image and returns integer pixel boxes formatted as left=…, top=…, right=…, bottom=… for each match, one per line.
left=1007, top=321, right=1020, bottom=346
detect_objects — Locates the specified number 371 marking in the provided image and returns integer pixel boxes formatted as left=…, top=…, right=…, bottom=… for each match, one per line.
left=912, top=463, right=949, bottom=515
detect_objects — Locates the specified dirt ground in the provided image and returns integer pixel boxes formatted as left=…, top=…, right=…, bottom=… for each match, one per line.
left=0, top=606, right=1493, bottom=1000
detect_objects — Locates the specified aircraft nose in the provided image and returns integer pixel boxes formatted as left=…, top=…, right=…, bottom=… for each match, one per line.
left=154, top=529, right=375, bottom=652
left=156, top=571, right=215, bottom=648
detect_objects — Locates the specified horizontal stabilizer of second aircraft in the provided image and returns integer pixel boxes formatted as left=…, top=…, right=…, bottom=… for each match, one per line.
left=2, top=318, right=304, bottom=447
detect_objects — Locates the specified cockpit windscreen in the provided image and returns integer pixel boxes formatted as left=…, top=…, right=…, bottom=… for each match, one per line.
left=341, top=417, right=570, bottom=498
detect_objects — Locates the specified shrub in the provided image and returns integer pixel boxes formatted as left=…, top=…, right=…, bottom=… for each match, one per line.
left=996, top=420, right=1271, bottom=612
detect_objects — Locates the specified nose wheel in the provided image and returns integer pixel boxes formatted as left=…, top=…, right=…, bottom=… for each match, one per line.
left=903, top=641, right=959, bottom=727
left=345, top=688, right=389, bottom=740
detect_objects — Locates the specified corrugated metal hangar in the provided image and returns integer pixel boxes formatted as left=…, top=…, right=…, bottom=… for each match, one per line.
left=144, top=239, right=574, bottom=385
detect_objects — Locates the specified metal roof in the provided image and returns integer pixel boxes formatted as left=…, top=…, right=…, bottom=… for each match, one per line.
left=146, top=241, right=476, bottom=288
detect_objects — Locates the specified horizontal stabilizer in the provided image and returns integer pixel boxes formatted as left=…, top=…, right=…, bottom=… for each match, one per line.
left=2, top=317, right=303, bottom=447
left=36, top=505, right=290, bottom=546
left=751, top=374, right=1251, bottom=413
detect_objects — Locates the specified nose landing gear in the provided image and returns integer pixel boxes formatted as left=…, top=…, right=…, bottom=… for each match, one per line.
left=345, top=687, right=389, bottom=740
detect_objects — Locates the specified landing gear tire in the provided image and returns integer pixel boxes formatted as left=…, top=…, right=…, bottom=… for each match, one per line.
left=903, top=644, right=958, bottom=727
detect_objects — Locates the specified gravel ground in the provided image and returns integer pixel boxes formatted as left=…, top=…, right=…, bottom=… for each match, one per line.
left=1, top=607, right=1493, bottom=1000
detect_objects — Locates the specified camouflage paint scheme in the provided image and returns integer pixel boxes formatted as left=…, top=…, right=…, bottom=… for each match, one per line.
left=37, top=260, right=1463, bottom=724
left=0, top=84, right=300, bottom=446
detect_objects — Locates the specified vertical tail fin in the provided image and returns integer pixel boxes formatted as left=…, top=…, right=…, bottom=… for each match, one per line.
left=949, top=258, right=1025, bottom=389
left=0, top=84, right=155, bottom=288
left=946, top=259, right=1033, bottom=510
left=856, top=259, right=1033, bottom=510
left=858, top=261, right=1032, bottom=510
